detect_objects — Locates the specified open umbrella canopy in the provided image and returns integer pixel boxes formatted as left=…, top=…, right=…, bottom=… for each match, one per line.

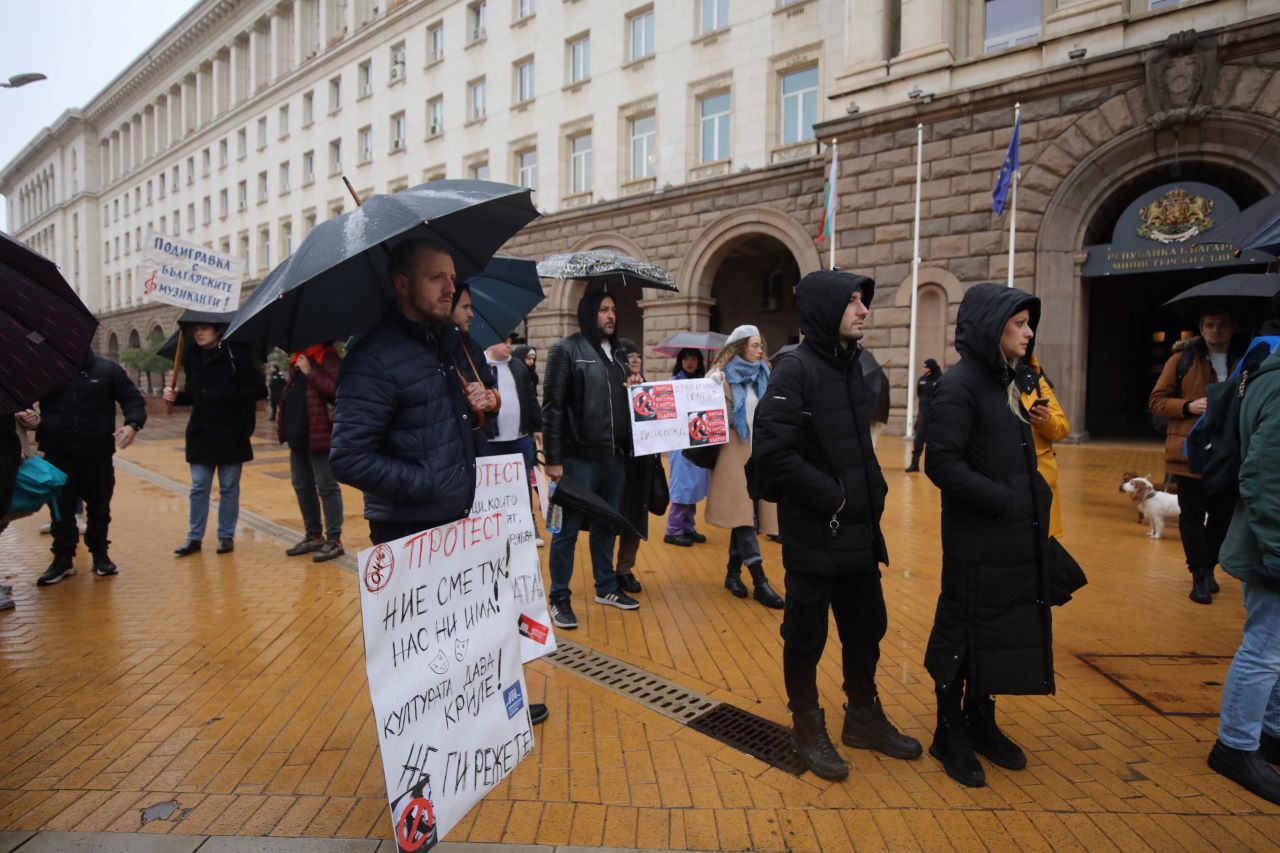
left=1164, top=273, right=1280, bottom=310
left=225, top=180, right=538, bottom=353
left=652, top=331, right=727, bottom=357
left=156, top=309, right=251, bottom=360
left=1210, top=190, right=1280, bottom=257
left=463, top=256, right=545, bottom=348
left=0, top=231, right=99, bottom=410
left=537, top=249, right=678, bottom=291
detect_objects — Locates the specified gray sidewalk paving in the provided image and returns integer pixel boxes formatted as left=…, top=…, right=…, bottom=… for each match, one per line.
left=0, top=831, right=652, bottom=853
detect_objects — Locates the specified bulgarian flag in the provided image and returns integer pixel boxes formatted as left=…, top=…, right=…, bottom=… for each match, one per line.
left=818, top=142, right=838, bottom=242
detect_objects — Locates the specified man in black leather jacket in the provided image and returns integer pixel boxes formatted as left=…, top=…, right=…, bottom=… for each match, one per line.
left=35, top=353, right=147, bottom=584
left=541, top=291, right=637, bottom=628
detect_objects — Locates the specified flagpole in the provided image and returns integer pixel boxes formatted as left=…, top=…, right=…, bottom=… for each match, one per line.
left=905, top=123, right=923, bottom=440
left=829, top=138, right=838, bottom=270
left=1007, top=102, right=1020, bottom=287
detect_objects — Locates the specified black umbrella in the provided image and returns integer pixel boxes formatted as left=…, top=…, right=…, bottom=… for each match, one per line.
left=224, top=180, right=538, bottom=353
left=0, top=231, right=99, bottom=410
left=550, top=473, right=641, bottom=538
left=537, top=249, right=678, bottom=291
left=1210, top=190, right=1280, bottom=257
left=463, top=256, right=545, bottom=348
left=1164, top=273, right=1280, bottom=310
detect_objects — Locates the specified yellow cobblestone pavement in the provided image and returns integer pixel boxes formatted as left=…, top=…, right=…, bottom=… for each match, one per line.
left=1, top=416, right=1278, bottom=850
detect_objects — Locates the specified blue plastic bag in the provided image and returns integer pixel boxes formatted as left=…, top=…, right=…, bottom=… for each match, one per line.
left=8, top=456, right=67, bottom=518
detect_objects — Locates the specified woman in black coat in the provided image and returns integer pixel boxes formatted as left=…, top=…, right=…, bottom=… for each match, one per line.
left=164, top=322, right=268, bottom=556
left=923, top=283, right=1053, bottom=788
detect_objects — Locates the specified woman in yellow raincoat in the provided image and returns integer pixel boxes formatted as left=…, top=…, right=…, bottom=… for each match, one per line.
left=1019, top=354, right=1070, bottom=539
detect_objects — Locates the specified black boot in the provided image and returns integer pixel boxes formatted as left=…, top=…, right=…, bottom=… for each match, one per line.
left=905, top=451, right=921, bottom=473
left=1261, top=730, right=1280, bottom=766
left=91, top=551, right=118, bottom=577
left=930, top=680, right=985, bottom=787
left=724, top=555, right=748, bottom=598
left=791, top=708, right=849, bottom=781
left=965, top=694, right=1026, bottom=770
left=1208, top=740, right=1280, bottom=805
left=842, top=697, right=922, bottom=759
left=748, top=563, right=784, bottom=609
left=1189, top=567, right=1212, bottom=605
left=1207, top=566, right=1220, bottom=595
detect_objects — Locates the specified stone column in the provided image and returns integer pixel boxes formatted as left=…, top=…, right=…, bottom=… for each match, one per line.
left=892, top=0, right=956, bottom=76
left=229, top=39, right=243, bottom=105
left=269, top=10, right=282, bottom=80
left=835, top=0, right=891, bottom=94
left=291, top=0, right=304, bottom=64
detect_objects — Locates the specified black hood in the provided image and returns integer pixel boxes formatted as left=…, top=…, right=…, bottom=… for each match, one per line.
left=796, top=269, right=875, bottom=356
left=577, top=290, right=619, bottom=348
left=954, top=282, right=1040, bottom=382
left=924, top=358, right=941, bottom=377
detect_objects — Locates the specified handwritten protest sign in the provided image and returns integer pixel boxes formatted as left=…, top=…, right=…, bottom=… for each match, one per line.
left=628, top=377, right=729, bottom=457
left=357, top=514, right=533, bottom=852
left=472, top=454, right=556, bottom=662
left=138, top=230, right=243, bottom=312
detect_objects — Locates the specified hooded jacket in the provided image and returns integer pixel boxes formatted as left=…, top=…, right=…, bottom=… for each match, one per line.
left=923, top=282, right=1054, bottom=696
left=37, top=355, right=147, bottom=458
left=753, top=269, right=889, bottom=575
left=540, top=291, right=631, bottom=465
left=330, top=307, right=477, bottom=526
left=173, top=340, right=267, bottom=466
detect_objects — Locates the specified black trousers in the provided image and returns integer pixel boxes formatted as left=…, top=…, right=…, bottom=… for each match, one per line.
left=1174, top=474, right=1233, bottom=574
left=44, top=452, right=115, bottom=558
left=781, top=569, right=888, bottom=714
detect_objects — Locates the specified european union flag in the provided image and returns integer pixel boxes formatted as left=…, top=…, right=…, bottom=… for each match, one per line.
left=992, top=114, right=1021, bottom=216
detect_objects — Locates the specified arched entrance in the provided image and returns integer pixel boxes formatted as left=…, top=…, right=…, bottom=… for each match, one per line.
left=107, top=332, right=120, bottom=362
left=707, top=234, right=801, bottom=351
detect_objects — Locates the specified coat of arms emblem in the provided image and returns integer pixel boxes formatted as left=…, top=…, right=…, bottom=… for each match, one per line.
left=1137, top=187, right=1214, bottom=244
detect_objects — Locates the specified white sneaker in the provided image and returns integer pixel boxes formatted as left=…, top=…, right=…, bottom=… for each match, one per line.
left=39, top=522, right=51, bottom=535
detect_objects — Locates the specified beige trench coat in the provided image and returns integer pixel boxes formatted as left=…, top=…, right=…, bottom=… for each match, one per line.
left=704, top=379, right=778, bottom=535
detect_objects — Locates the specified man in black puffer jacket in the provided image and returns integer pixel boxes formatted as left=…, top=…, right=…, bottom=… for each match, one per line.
left=330, top=239, right=489, bottom=545
left=541, top=291, right=637, bottom=629
left=754, top=269, right=921, bottom=781
left=36, top=354, right=147, bottom=584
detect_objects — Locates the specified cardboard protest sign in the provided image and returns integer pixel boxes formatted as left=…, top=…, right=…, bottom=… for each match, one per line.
left=357, top=514, right=534, bottom=852
left=628, top=377, right=729, bottom=456
left=138, top=230, right=243, bottom=312
left=472, top=454, right=556, bottom=662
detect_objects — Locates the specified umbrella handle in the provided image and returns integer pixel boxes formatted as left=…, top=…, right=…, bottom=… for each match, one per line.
left=166, top=329, right=185, bottom=416
left=343, top=177, right=363, bottom=207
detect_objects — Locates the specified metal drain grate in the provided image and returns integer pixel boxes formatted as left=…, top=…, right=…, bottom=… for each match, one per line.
left=688, top=703, right=807, bottom=776
left=543, top=639, right=718, bottom=723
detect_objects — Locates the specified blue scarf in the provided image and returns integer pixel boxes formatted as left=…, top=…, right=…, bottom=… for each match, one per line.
left=724, top=356, right=769, bottom=441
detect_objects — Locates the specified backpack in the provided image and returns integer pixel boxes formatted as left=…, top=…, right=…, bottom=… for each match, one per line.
left=7, top=456, right=68, bottom=519
left=1151, top=348, right=1195, bottom=432
left=1190, top=343, right=1280, bottom=502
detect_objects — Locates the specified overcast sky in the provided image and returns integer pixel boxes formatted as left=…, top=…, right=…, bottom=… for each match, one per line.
left=0, top=0, right=196, bottom=232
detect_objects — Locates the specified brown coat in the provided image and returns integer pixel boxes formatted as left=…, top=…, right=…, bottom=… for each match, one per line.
left=704, top=379, right=778, bottom=534
left=1148, top=337, right=1235, bottom=478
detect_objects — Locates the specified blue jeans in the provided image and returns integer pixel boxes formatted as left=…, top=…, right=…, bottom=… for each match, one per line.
left=1218, top=581, right=1280, bottom=750
left=188, top=463, right=243, bottom=541
left=549, top=454, right=625, bottom=602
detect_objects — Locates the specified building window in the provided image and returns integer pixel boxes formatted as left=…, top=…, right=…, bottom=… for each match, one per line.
left=700, top=0, right=729, bottom=34
left=279, top=105, right=290, bottom=137
left=568, top=34, right=590, bottom=83
left=390, top=112, right=406, bottom=150
left=258, top=226, right=270, bottom=270
left=630, top=114, right=656, bottom=180
left=516, top=148, right=536, bottom=190
left=428, top=22, right=444, bottom=61
left=983, top=0, right=1041, bottom=52
left=304, top=209, right=317, bottom=235
left=279, top=161, right=291, bottom=193
left=427, top=96, right=444, bottom=135
left=515, top=58, right=535, bottom=103
left=281, top=220, right=294, bottom=256
left=202, top=147, right=211, bottom=176
left=359, top=126, right=374, bottom=163
left=303, top=150, right=315, bottom=184
left=257, top=116, right=268, bottom=149
left=468, top=1, right=487, bottom=41
left=219, top=188, right=229, bottom=217
left=237, top=128, right=247, bottom=158
left=303, top=91, right=315, bottom=125
left=219, top=138, right=229, bottom=167
left=237, top=180, right=248, bottom=210
left=628, top=9, right=654, bottom=61
left=258, top=171, right=269, bottom=203
left=238, top=232, right=249, bottom=265
left=515, top=0, right=534, bottom=19
left=329, top=75, right=342, bottom=111
left=202, top=196, right=211, bottom=224
left=329, top=139, right=342, bottom=174
left=470, top=161, right=489, bottom=181
left=390, top=42, right=407, bottom=81
left=699, top=91, right=731, bottom=162
left=570, top=132, right=592, bottom=193
left=358, top=59, right=373, bottom=97
left=186, top=203, right=195, bottom=230
left=780, top=66, right=818, bottom=145
left=469, top=78, right=486, bottom=120
left=186, top=156, right=195, bottom=184
left=158, top=173, right=167, bottom=199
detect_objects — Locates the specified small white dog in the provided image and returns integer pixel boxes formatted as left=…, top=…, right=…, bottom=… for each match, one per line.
left=1120, top=475, right=1181, bottom=539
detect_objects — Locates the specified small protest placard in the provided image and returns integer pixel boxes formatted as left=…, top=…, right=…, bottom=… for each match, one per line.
left=628, top=377, right=729, bottom=456
left=138, top=230, right=243, bottom=312
left=357, top=513, right=533, bottom=852
left=471, top=454, right=556, bottom=663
